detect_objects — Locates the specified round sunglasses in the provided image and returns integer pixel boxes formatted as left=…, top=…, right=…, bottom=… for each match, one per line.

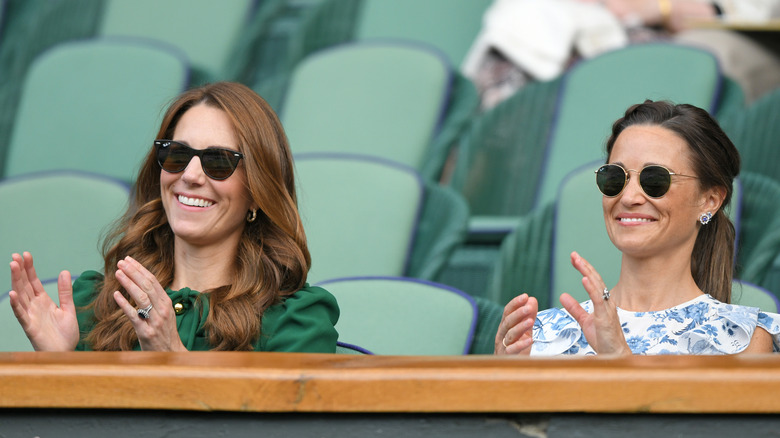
left=154, top=140, right=243, bottom=180
left=594, top=164, right=698, bottom=198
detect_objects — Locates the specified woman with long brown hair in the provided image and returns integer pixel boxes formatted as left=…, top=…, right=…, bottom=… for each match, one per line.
left=496, top=100, right=779, bottom=355
left=9, top=82, right=338, bottom=351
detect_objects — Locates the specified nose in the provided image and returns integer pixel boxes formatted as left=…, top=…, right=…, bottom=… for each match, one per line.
left=619, top=171, right=647, bottom=206
left=180, top=156, right=207, bottom=185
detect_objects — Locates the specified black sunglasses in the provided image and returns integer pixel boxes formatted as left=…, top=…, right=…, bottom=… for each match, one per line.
left=154, top=140, right=243, bottom=180
left=595, top=164, right=697, bottom=198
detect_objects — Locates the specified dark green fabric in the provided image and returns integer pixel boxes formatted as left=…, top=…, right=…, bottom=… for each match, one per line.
left=407, top=181, right=469, bottom=281
left=714, top=76, right=746, bottom=121
left=450, top=78, right=560, bottom=217
left=484, top=203, right=556, bottom=310
left=468, top=295, right=503, bottom=354
left=734, top=172, right=780, bottom=300
left=71, top=270, right=339, bottom=352
left=720, top=87, right=780, bottom=187
left=420, top=71, right=480, bottom=182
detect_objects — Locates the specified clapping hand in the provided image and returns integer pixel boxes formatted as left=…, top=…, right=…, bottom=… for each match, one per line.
left=8, top=252, right=79, bottom=351
left=495, top=293, right=538, bottom=355
left=112, top=256, right=187, bottom=351
left=559, top=251, right=631, bottom=355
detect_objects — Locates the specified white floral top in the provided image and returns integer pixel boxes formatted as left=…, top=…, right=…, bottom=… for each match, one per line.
left=531, top=294, right=780, bottom=355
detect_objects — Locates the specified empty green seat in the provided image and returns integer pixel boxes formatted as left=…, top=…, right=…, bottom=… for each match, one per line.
left=98, top=0, right=255, bottom=81
left=0, top=171, right=131, bottom=297
left=295, top=153, right=468, bottom=284
left=3, top=38, right=188, bottom=182
left=318, top=276, right=477, bottom=355
left=353, top=0, right=492, bottom=67
left=282, top=42, right=452, bottom=175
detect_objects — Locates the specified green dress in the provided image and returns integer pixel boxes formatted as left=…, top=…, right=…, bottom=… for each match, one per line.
left=71, top=271, right=339, bottom=352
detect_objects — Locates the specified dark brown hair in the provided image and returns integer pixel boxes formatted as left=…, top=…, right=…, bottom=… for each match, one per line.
left=605, top=100, right=740, bottom=303
left=86, top=82, right=310, bottom=350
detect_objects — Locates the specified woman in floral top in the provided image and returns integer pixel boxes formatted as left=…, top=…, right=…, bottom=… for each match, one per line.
left=496, top=100, right=780, bottom=356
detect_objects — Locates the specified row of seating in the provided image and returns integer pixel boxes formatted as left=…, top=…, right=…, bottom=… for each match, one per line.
left=2, top=1, right=780, bottom=354
left=1, top=162, right=778, bottom=354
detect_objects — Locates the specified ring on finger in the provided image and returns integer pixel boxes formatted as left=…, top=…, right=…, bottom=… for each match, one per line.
left=502, top=336, right=509, bottom=348
left=602, top=288, right=610, bottom=301
left=137, top=303, right=153, bottom=319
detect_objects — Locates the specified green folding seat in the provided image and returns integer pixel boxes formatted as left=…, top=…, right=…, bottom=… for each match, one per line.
left=0, top=171, right=131, bottom=299
left=317, top=276, right=477, bottom=355
left=3, top=38, right=188, bottom=182
left=353, top=0, right=492, bottom=67
left=282, top=42, right=453, bottom=176
left=98, top=0, right=256, bottom=82
left=295, top=153, right=467, bottom=285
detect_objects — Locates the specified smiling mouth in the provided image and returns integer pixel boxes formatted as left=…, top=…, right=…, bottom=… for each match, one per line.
left=618, top=217, right=654, bottom=223
left=178, top=195, right=213, bottom=208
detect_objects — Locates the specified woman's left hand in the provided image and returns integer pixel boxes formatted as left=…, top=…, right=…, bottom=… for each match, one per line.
left=559, top=251, right=632, bottom=356
left=113, top=256, right=187, bottom=351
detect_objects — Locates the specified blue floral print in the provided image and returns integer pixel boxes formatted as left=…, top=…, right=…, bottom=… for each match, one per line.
left=531, top=294, right=780, bottom=355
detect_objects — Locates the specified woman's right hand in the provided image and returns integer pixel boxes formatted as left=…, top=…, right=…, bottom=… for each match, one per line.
left=8, top=252, right=79, bottom=351
left=494, top=293, right=538, bottom=355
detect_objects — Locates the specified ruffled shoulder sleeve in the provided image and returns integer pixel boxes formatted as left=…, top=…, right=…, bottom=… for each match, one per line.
left=678, top=297, right=780, bottom=354
left=257, top=284, right=340, bottom=353
left=531, top=301, right=594, bottom=356
left=757, top=311, right=780, bottom=352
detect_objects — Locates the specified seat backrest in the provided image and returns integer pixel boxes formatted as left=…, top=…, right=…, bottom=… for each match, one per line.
left=535, top=43, right=722, bottom=210
left=732, top=280, right=780, bottom=313
left=281, top=42, right=452, bottom=171
left=0, top=171, right=131, bottom=295
left=405, top=181, right=469, bottom=281
left=3, top=38, right=188, bottom=182
left=551, top=161, right=742, bottom=304
left=720, top=87, right=780, bottom=186
left=0, top=277, right=59, bottom=352
left=354, top=0, right=492, bottom=67
left=98, top=0, right=255, bottom=79
left=295, top=153, right=424, bottom=284
left=318, top=276, right=477, bottom=355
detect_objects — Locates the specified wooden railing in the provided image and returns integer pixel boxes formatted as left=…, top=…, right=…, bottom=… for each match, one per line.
left=2, top=352, right=780, bottom=413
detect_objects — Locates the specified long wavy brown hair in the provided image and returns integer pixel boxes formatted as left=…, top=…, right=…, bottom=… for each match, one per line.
left=86, top=82, right=310, bottom=350
left=605, top=100, right=740, bottom=303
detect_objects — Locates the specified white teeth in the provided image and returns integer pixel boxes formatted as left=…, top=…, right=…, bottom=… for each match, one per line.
left=619, top=217, right=653, bottom=223
left=178, top=195, right=213, bottom=208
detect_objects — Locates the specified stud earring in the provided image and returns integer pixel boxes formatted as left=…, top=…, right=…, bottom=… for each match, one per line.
left=699, top=211, right=712, bottom=225
left=247, top=209, right=257, bottom=223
